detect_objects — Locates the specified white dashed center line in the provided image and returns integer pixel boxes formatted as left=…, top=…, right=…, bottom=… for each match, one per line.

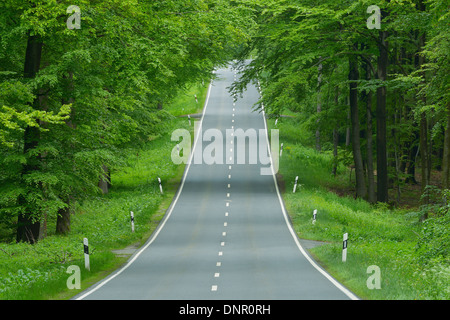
left=212, top=97, right=237, bottom=294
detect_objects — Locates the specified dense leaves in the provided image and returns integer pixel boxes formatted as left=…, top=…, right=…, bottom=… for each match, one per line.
left=233, top=0, right=449, bottom=205
left=0, top=0, right=251, bottom=242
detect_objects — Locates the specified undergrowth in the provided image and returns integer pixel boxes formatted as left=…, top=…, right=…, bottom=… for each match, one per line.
left=0, top=82, right=208, bottom=300
left=270, top=114, right=449, bottom=300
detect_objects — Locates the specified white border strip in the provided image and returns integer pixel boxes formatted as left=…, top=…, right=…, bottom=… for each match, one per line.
left=259, top=85, right=359, bottom=301
left=75, top=81, right=213, bottom=300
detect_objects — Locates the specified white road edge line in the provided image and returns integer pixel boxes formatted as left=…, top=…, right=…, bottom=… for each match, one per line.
left=75, top=80, right=214, bottom=300
left=260, top=83, right=359, bottom=301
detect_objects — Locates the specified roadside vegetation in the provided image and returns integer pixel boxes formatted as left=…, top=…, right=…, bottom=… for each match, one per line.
left=269, top=115, right=449, bottom=300
left=0, top=84, right=207, bottom=300
left=233, top=0, right=449, bottom=300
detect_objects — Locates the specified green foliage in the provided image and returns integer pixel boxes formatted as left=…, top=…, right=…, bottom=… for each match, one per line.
left=0, top=0, right=252, bottom=241
left=414, top=187, right=450, bottom=263
left=233, top=0, right=449, bottom=207
left=416, top=212, right=449, bottom=263
left=0, top=83, right=207, bottom=299
left=271, top=115, right=348, bottom=189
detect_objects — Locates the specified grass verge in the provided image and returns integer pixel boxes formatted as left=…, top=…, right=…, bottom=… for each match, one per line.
left=269, top=114, right=449, bottom=300
left=0, top=82, right=208, bottom=300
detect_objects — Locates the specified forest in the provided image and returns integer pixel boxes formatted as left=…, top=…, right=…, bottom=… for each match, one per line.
left=0, top=0, right=252, bottom=243
left=233, top=0, right=449, bottom=207
left=0, top=0, right=448, bottom=300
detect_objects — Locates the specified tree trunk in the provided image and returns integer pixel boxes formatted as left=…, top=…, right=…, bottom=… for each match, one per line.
left=346, top=102, right=350, bottom=147
left=56, top=72, right=75, bottom=235
left=16, top=34, right=43, bottom=243
left=442, top=104, right=450, bottom=189
left=56, top=203, right=71, bottom=235
left=393, top=110, right=402, bottom=203
left=332, top=87, right=339, bottom=177
left=376, top=29, right=389, bottom=203
left=405, top=125, right=419, bottom=184
left=316, top=62, right=322, bottom=152
left=98, top=164, right=110, bottom=194
left=362, top=54, right=376, bottom=203
left=427, top=113, right=433, bottom=183
left=332, top=128, right=339, bottom=177
left=420, top=112, right=429, bottom=193
left=366, top=90, right=376, bottom=203
left=349, top=54, right=367, bottom=199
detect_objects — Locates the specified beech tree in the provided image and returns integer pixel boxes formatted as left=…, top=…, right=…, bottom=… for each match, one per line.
left=233, top=0, right=449, bottom=205
left=0, top=0, right=251, bottom=242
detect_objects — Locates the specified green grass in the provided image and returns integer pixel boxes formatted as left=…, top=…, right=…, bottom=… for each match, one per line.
left=270, top=114, right=449, bottom=300
left=0, top=82, right=208, bottom=300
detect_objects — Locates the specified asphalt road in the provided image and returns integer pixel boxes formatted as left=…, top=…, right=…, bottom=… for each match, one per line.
left=75, top=66, right=358, bottom=300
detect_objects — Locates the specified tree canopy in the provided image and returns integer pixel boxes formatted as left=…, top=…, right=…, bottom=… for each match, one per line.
left=232, top=0, right=449, bottom=206
left=0, top=0, right=252, bottom=242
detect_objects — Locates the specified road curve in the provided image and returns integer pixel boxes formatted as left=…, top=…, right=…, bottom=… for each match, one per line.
left=75, top=65, right=358, bottom=300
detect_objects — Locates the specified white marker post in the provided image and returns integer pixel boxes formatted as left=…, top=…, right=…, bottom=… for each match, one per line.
left=342, top=233, right=348, bottom=262
left=158, top=177, right=163, bottom=194
left=280, top=143, right=283, bottom=157
left=275, top=118, right=278, bottom=126
left=130, top=211, right=135, bottom=233
left=293, top=176, right=299, bottom=193
left=188, top=115, right=191, bottom=126
left=83, top=238, right=90, bottom=271
left=313, top=209, right=317, bottom=224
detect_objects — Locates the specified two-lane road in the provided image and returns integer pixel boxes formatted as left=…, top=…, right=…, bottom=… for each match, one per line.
left=75, top=66, right=358, bottom=300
